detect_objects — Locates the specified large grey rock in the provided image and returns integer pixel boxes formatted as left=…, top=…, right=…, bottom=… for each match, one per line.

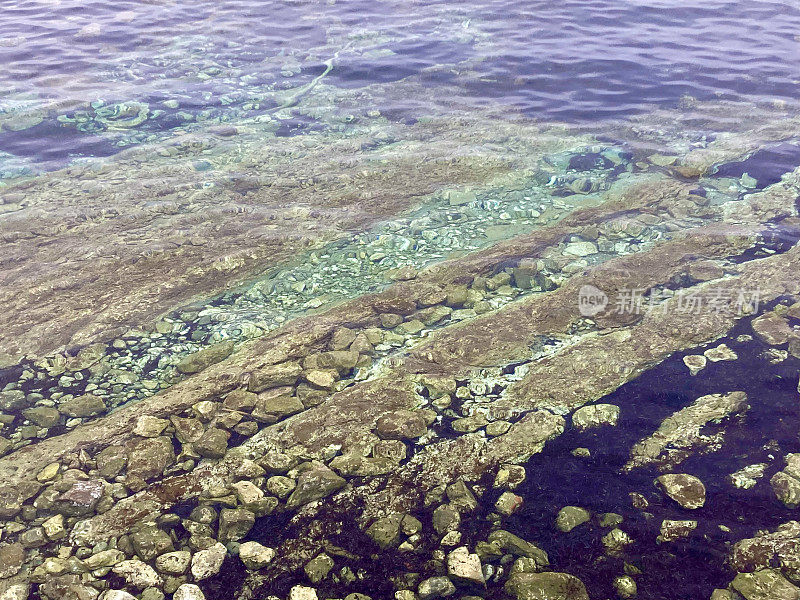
left=218, top=508, right=255, bottom=542
left=446, top=546, right=484, bottom=585
left=126, top=436, right=175, bottom=481
left=238, top=541, right=275, bottom=569
left=101, top=592, right=137, bottom=600
left=0, top=584, right=31, bottom=600
left=288, top=586, right=318, bottom=600
left=191, top=542, right=226, bottom=580
left=155, top=551, right=191, bottom=575
left=111, top=559, right=162, bottom=589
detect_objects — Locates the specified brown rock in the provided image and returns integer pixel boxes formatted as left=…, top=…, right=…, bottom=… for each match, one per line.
left=248, top=362, right=302, bottom=392
left=126, top=436, right=175, bottom=480
left=375, top=410, right=427, bottom=440
left=0, top=542, right=25, bottom=579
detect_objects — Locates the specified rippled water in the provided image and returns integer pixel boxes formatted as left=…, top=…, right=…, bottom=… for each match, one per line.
left=1, top=0, right=799, bottom=175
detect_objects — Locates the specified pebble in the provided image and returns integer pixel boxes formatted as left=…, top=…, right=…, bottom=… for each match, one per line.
left=289, top=586, right=319, bottom=600
left=173, top=584, right=206, bottom=600
left=239, top=541, right=276, bottom=569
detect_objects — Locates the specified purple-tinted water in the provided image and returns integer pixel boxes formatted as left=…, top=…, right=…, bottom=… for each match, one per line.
left=0, top=0, right=799, bottom=170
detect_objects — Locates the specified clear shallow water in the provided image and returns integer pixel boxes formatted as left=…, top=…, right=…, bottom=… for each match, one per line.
left=4, top=3, right=800, bottom=600
left=1, top=0, right=800, bottom=175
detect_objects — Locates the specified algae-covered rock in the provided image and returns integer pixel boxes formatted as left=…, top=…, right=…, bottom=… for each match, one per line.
left=375, top=410, right=428, bottom=440
left=23, top=406, right=60, bottom=428
left=655, top=473, right=706, bottom=509
left=418, top=576, right=456, bottom=600
left=0, top=543, right=25, bottom=579
left=248, top=362, right=303, bottom=392
left=55, top=479, right=104, bottom=516
left=218, top=508, right=255, bottom=542
left=285, top=465, right=346, bottom=508
left=657, top=519, right=697, bottom=543
left=304, top=553, right=334, bottom=583
left=132, top=525, right=174, bottom=561
left=194, top=427, right=229, bottom=459
left=504, top=572, right=589, bottom=600
left=771, top=454, right=800, bottom=508
left=366, top=514, right=403, bottom=549
left=432, top=504, right=461, bottom=535
left=613, top=575, right=637, bottom=599
left=731, top=569, right=800, bottom=600
left=571, top=404, right=619, bottom=430
left=555, top=506, right=591, bottom=532
left=627, top=392, right=748, bottom=470
left=176, top=341, right=235, bottom=374
left=127, top=436, right=175, bottom=480
left=252, top=391, right=304, bottom=424
left=487, top=530, right=549, bottom=566
left=58, top=394, right=106, bottom=418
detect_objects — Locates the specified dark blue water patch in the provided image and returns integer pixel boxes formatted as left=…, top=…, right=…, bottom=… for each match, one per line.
left=507, top=300, right=800, bottom=600
left=330, top=39, right=470, bottom=89
left=0, top=120, right=118, bottom=168
left=274, top=114, right=329, bottom=137
left=461, top=59, right=715, bottom=121
left=713, top=142, right=800, bottom=189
